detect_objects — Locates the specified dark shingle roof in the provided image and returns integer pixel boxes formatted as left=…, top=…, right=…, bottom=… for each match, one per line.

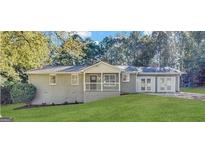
left=136, top=67, right=180, bottom=73
left=116, top=65, right=138, bottom=72
left=116, top=65, right=180, bottom=73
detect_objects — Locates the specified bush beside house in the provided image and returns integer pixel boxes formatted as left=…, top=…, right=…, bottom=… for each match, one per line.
left=10, top=83, right=36, bottom=105
left=0, top=86, right=13, bottom=104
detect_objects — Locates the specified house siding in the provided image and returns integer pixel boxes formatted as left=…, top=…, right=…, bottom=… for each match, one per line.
left=84, top=91, right=120, bottom=102
left=29, top=74, right=84, bottom=105
left=121, top=73, right=136, bottom=93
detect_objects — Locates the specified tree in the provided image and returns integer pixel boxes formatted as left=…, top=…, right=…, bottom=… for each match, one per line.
left=176, top=31, right=205, bottom=86
left=47, top=32, right=86, bottom=66
left=189, top=31, right=205, bottom=86
left=132, top=35, right=155, bottom=66
left=82, top=38, right=101, bottom=65
left=100, top=35, right=129, bottom=65
left=127, top=31, right=144, bottom=65
left=150, top=31, right=169, bottom=67
left=0, top=31, right=49, bottom=84
left=99, top=32, right=155, bottom=66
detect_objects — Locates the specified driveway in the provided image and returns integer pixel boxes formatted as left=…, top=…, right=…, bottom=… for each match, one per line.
left=148, top=92, right=205, bottom=101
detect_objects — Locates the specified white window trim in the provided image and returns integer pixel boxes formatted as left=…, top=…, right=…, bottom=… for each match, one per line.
left=103, top=74, right=116, bottom=87
left=49, top=74, right=56, bottom=86
left=71, top=74, right=79, bottom=85
left=158, top=77, right=174, bottom=92
left=122, top=72, right=130, bottom=82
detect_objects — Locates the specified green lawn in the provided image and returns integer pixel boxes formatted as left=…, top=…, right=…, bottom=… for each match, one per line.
left=181, top=87, right=205, bottom=94
left=2, top=94, right=205, bottom=122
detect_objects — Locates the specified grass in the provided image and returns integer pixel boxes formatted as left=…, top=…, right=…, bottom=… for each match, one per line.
left=181, top=87, right=205, bottom=94
left=2, top=94, right=205, bottom=122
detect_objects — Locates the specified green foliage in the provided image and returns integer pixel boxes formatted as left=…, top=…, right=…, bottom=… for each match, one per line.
left=48, top=32, right=85, bottom=65
left=179, top=32, right=205, bottom=86
left=132, top=35, right=155, bottom=66
left=82, top=38, right=101, bottom=65
left=10, top=83, right=36, bottom=104
left=100, top=35, right=128, bottom=65
left=0, top=31, right=49, bottom=84
left=0, top=86, right=12, bottom=104
left=0, top=76, right=16, bottom=104
left=100, top=32, right=155, bottom=66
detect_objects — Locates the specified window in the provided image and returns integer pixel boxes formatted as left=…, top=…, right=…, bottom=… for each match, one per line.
left=49, top=74, right=56, bottom=85
left=122, top=73, right=130, bottom=82
left=166, top=78, right=172, bottom=90
left=160, top=78, right=165, bottom=90
left=141, top=79, right=145, bottom=90
left=159, top=77, right=172, bottom=91
left=147, top=78, right=151, bottom=91
left=104, top=74, right=116, bottom=86
left=90, top=75, right=97, bottom=90
left=71, top=74, right=79, bottom=85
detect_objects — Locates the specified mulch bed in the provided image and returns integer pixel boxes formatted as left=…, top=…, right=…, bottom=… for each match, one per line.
left=14, top=102, right=82, bottom=110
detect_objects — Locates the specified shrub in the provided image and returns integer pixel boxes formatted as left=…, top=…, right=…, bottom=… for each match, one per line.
left=0, top=86, right=13, bottom=104
left=0, top=80, right=16, bottom=104
left=63, top=101, right=68, bottom=105
left=10, top=83, right=36, bottom=104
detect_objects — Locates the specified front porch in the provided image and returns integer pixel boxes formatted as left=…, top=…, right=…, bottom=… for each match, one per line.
left=83, top=73, right=121, bottom=92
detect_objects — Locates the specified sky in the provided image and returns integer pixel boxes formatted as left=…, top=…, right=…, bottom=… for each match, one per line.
left=76, top=31, right=130, bottom=41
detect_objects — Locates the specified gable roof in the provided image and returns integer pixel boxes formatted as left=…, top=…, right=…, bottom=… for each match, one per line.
left=82, top=61, right=121, bottom=72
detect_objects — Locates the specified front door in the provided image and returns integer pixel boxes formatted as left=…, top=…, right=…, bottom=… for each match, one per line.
left=138, top=77, right=155, bottom=92
left=90, top=75, right=97, bottom=90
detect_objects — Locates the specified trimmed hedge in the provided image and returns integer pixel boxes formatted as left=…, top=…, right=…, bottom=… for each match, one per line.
left=10, top=83, right=36, bottom=104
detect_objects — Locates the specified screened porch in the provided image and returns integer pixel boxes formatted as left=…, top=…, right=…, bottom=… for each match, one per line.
left=84, top=73, right=120, bottom=92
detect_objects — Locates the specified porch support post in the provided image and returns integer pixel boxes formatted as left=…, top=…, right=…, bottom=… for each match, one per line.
left=118, top=72, right=121, bottom=92
left=83, top=72, right=86, bottom=91
left=101, top=72, right=103, bottom=91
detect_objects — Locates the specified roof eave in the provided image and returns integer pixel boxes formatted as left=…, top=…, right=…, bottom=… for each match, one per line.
left=138, top=72, right=180, bottom=75
left=27, top=71, right=82, bottom=75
